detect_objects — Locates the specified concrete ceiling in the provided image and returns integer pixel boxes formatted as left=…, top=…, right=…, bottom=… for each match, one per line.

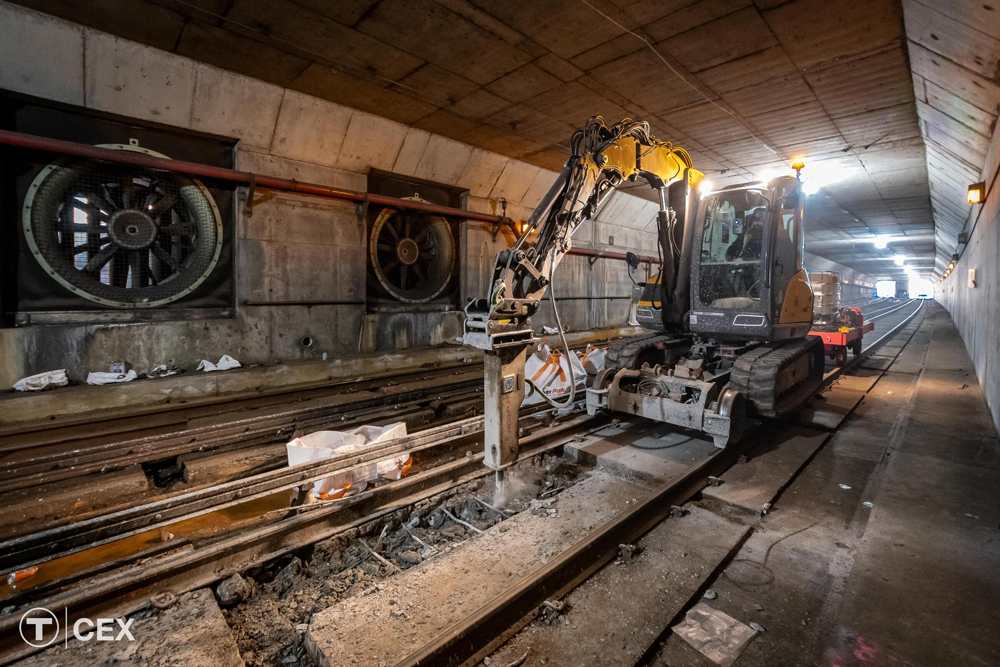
left=903, top=0, right=1000, bottom=276
left=13, top=0, right=999, bottom=281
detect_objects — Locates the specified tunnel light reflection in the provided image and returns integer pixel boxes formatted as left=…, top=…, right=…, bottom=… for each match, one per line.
left=875, top=280, right=896, bottom=298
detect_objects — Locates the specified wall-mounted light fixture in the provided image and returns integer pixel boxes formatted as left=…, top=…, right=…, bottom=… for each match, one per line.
left=968, top=181, right=985, bottom=204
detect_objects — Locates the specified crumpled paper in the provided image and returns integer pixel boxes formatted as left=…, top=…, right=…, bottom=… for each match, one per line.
left=197, top=355, right=241, bottom=372
left=671, top=602, right=759, bottom=666
left=86, top=370, right=138, bottom=385
left=13, top=370, right=69, bottom=392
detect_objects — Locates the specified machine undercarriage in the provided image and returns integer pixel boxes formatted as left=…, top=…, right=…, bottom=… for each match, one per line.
left=588, top=334, right=824, bottom=447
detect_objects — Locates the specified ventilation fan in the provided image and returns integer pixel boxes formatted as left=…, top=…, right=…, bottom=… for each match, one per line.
left=21, top=144, right=222, bottom=308
left=369, top=198, right=456, bottom=303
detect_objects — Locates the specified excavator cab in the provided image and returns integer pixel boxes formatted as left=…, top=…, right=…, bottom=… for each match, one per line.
left=689, top=176, right=813, bottom=342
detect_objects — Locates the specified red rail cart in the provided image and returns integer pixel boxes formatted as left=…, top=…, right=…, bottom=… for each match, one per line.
left=809, top=308, right=874, bottom=366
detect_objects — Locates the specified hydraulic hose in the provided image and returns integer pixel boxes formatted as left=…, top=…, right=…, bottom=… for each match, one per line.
left=525, top=251, right=577, bottom=409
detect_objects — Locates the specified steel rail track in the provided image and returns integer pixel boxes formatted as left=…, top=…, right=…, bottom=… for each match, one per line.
left=825, top=299, right=924, bottom=384
left=0, top=411, right=604, bottom=666
left=0, top=370, right=485, bottom=493
left=0, top=337, right=633, bottom=494
left=2, top=304, right=924, bottom=574
left=391, top=301, right=927, bottom=667
left=0, top=360, right=472, bottom=440
left=0, top=312, right=927, bottom=664
left=861, top=298, right=916, bottom=319
left=391, top=445, right=737, bottom=667
left=0, top=400, right=566, bottom=574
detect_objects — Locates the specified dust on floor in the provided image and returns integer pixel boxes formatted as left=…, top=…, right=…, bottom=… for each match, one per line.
left=221, top=454, right=586, bottom=667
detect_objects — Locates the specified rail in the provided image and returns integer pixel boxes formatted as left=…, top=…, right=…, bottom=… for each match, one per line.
left=0, top=409, right=603, bottom=665
left=0, top=299, right=927, bottom=665
left=391, top=297, right=928, bottom=667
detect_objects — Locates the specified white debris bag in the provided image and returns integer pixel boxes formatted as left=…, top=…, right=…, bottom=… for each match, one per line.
left=197, top=354, right=241, bottom=372
left=671, top=602, right=759, bottom=666
left=579, top=344, right=608, bottom=376
left=523, top=342, right=586, bottom=406
left=86, top=370, right=138, bottom=385
left=13, top=370, right=69, bottom=392
left=286, top=422, right=411, bottom=500
left=144, top=364, right=180, bottom=378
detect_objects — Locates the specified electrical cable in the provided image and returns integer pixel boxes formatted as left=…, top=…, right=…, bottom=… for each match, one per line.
left=525, top=251, right=578, bottom=409
left=627, top=262, right=638, bottom=286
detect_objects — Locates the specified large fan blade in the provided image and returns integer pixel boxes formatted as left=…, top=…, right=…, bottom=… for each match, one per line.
left=129, top=251, right=146, bottom=287
left=149, top=193, right=178, bottom=218
left=82, top=243, right=117, bottom=275
left=385, top=218, right=400, bottom=241
left=151, top=242, right=179, bottom=271
left=122, top=177, right=136, bottom=209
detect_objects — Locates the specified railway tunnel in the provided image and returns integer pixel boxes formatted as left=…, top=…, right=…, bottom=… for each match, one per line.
left=0, top=0, right=997, bottom=665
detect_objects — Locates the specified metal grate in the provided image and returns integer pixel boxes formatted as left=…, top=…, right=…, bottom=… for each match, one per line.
left=369, top=207, right=455, bottom=304
left=24, top=156, right=222, bottom=308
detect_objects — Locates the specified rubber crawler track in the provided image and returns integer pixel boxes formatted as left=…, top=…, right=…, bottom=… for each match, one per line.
left=730, top=335, right=826, bottom=417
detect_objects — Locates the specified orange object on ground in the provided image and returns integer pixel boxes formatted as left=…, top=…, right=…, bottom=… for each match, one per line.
left=7, top=566, right=38, bottom=585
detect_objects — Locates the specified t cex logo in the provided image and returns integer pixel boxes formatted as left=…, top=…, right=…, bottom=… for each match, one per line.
left=19, top=608, right=135, bottom=648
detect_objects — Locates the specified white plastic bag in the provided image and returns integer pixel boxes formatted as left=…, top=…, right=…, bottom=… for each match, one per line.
left=197, top=355, right=241, bottom=372
left=86, top=370, right=138, bottom=385
left=144, top=364, right=179, bottom=378
left=523, top=343, right=586, bottom=406
left=13, top=370, right=69, bottom=392
left=579, top=344, right=607, bottom=376
left=286, top=422, right=411, bottom=500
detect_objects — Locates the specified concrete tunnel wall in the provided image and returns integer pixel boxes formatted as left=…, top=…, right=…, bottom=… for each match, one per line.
left=0, top=1, right=873, bottom=390
left=0, top=2, right=666, bottom=389
left=934, top=119, right=1000, bottom=432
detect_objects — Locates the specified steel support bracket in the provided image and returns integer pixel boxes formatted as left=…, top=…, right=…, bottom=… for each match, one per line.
left=355, top=193, right=370, bottom=220
left=244, top=174, right=256, bottom=218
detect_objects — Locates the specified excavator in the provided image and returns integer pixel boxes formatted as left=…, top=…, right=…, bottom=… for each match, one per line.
left=463, top=117, right=823, bottom=473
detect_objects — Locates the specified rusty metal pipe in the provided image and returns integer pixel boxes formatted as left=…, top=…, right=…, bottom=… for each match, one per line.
left=567, top=247, right=658, bottom=264
left=0, top=129, right=506, bottom=223
left=0, top=129, right=659, bottom=264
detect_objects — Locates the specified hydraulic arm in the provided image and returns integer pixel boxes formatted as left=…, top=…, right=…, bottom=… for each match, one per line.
left=463, top=117, right=704, bottom=471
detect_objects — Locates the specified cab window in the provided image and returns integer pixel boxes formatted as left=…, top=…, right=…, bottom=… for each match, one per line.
left=698, top=189, right=770, bottom=308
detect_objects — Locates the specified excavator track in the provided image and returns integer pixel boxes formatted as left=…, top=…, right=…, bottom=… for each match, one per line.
left=606, top=333, right=689, bottom=370
left=729, top=336, right=825, bottom=418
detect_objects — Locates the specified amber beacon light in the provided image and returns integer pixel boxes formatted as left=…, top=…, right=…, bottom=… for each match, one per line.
left=967, top=181, right=985, bottom=204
